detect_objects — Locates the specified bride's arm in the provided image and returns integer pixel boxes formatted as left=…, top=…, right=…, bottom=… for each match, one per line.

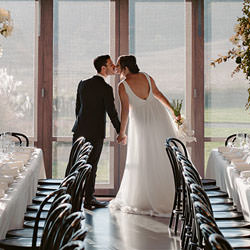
left=150, top=76, right=175, bottom=114
left=117, top=82, right=129, bottom=144
left=150, top=76, right=181, bottom=120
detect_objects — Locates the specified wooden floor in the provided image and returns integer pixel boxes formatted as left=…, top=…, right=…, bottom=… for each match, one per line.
left=82, top=207, right=181, bottom=250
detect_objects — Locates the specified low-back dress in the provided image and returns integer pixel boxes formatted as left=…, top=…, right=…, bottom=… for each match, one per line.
left=109, top=73, right=178, bottom=217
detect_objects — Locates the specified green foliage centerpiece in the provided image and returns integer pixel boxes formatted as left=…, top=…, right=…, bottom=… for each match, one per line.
left=211, top=0, right=250, bottom=109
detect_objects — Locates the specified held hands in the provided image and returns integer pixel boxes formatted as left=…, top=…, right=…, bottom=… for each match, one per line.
left=117, top=134, right=127, bottom=145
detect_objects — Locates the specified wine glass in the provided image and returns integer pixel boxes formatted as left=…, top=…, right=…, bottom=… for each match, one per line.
left=236, top=133, right=245, bottom=149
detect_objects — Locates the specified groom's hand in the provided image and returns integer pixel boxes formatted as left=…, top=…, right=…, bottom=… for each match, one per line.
left=117, top=134, right=127, bottom=145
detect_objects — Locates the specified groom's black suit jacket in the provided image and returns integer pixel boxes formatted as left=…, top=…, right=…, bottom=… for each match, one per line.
left=72, top=75, right=120, bottom=139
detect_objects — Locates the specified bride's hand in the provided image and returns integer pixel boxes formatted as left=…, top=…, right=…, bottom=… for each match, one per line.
left=176, top=114, right=181, bottom=122
left=117, top=134, right=127, bottom=145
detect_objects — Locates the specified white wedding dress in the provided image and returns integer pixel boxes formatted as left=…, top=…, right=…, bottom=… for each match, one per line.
left=109, top=73, right=178, bottom=217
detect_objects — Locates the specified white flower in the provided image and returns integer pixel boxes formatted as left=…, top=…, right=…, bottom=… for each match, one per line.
left=229, top=35, right=239, bottom=45
left=234, top=23, right=241, bottom=33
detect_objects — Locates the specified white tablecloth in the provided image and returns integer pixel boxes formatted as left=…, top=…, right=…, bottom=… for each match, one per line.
left=206, top=149, right=250, bottom=221
left=0, top=148, right=46, bottom=239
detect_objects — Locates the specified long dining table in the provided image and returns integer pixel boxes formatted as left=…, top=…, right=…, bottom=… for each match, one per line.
left=0, top=147, right=46, bottom=239
left=206, top=148, right=250, bottom=222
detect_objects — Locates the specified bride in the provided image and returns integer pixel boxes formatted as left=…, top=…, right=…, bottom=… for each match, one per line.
left=109, top=55, right=180, bottom=217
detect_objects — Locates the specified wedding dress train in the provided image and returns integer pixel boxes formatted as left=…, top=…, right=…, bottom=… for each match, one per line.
left=109, top=73, right=178, bottom=217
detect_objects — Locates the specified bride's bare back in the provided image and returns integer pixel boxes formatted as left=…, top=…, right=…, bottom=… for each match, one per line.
left=125, top=72, right=150, bottom=100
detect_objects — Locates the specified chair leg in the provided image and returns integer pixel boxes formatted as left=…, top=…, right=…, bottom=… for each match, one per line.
left=169, top=193, right=177, bottom=229
left=174, top=213, right=179, bottom=234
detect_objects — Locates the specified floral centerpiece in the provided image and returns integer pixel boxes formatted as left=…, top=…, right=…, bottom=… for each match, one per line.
left=0, top=8, right=13, bottom=57
left=211, top=0, right=250, bottom=109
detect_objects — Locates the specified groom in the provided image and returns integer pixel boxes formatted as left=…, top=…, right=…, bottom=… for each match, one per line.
left=72, top=55, right=121, bottom=209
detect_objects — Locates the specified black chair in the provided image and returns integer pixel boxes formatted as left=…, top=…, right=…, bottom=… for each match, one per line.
left=167, top=137, right=216, bottom=186
left=26, top=163, right=91, bottom=220
left=59, top=240, right=85, bottom=250
left=209, top=233, right=234, bottom=250
left=0, top=203, right=72, bottom=250
left=225, top=133, right=248, bottom=147
left=7, top=193, right=72, bottom=238
left=165, top=141, right=184, bottom=234
left=6, top=188, right=69, bottom=238
left=196, top=212, right=250, bottom=239
left=52, top=212, right=85, bottom=250
left=25, top=174, right=75, bottom=220
left=190, top=184, right=242, bottom=219
left=199, top=222, right=250, bottom=250
left=0, top=132, right=29, bottom=146
left=38, top=137, right=89, bottom=186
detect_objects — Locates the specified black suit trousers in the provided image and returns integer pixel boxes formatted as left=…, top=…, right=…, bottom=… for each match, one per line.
left=73, top=134, right=104, bottom=202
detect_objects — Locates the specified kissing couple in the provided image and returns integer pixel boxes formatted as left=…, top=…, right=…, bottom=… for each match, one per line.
left=72, top=54, right=180, bottom=217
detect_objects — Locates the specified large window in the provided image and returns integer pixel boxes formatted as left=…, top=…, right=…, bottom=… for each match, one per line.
left=204, top=0, right=250, bottom=167
left=52, top=0, right=114, bottom=187
left=0, top=0, right=38, bottom=139
left=129, top=0, right=186, bottom=113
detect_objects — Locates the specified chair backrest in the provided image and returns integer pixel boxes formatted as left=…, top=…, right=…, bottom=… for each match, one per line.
left=58, top=212, right=84, bottom=249
left=190, top=183, right=213, bottom=215
left=65, top=137, right=85, bottom=177
left=200, top=223, right=223, bottom=248
left=225, top=133, right=248, bottom=146
left=0, top=132, right=29, bottom=146
left=183, top=166, right=202, bottom=186
left=209, top=233, right=234, bottom=250
left=76, top=141, right=93, bottom=160
left=39, top=203, right=73, bottom=250
left=71, top=164, right=92, bottom=211
left=225, top=134, right=237, bottom=146
left=70, top=227, right=88, bottom=241
left=69, top=158, right=88, bottom=175
left=165, top=143, right=183, bottom=190
left=59, top=172, right=78, bottom=197
left=47, top=193, right=72, bottom=217
left=32, top=187, right=68, bottom=247
left=59, top=240, right=85, bottom=250
left=166, top=137, right=188, bottom=158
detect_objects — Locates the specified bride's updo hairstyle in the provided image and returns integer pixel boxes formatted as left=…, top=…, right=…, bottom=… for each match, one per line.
left=119, top=55, right=140, bottom=74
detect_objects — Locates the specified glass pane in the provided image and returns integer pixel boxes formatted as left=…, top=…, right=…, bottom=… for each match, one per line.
left=53, top=0, right=111, bottom=137
left=52, top=141, right=113, bottom=185
left=205, top=0, right=250, bottom=139
left=129, top=0, right=185, bottom=113
left=96, top=141, right=113, bottom=185
left=52, top=142, right=71, bottom=178
left=0, top=1, right=37, bottom=137
left=52, top=0, right=114, bottom=185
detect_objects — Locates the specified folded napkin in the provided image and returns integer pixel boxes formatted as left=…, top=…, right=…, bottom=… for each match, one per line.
left=240, top=170, right=250, bottom=178
left=232, top=162, right=250, bottom=171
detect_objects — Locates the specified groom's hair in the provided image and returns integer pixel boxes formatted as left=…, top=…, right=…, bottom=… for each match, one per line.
left=94, top=55, right=110, bottom=73
left=119, top=55, right=140, bottom=74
